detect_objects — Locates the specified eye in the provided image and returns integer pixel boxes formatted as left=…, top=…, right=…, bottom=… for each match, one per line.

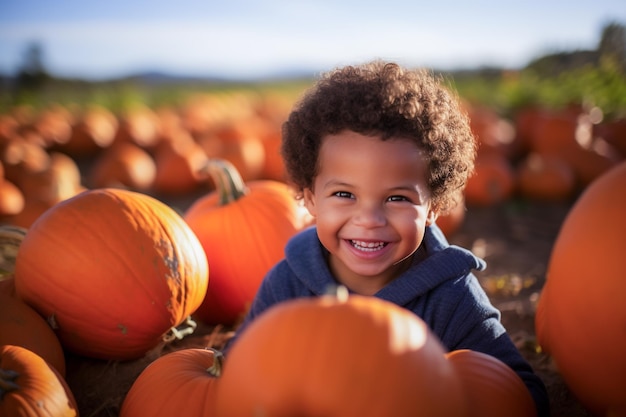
left=387, top=195, right=410, bottom=203
left=333, top=191, right=353, bottom=199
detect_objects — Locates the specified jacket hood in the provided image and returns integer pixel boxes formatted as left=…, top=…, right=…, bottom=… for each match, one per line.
left=284, top=224, right=486, bottom=304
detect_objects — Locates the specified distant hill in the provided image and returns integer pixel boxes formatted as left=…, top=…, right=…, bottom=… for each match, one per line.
left=121, top=70, right=232, bottom=84
left=120, top=67, right=319, bottom=84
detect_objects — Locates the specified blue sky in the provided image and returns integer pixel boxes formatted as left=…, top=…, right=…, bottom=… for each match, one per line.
left=0, top=0, right=624, bottom=80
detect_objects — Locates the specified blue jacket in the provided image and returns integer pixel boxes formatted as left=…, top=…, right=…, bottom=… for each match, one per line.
left=225, top=224, right=549, bottom=417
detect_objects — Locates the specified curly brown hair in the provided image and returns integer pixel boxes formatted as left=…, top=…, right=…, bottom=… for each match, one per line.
left=281, top=60, right=477, bottom=213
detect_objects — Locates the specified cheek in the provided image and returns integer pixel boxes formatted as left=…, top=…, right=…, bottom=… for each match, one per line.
left=393, top=210, right=429, bottom=238
left=399, top=222, right=426, bottom=251
left=314, top=209, right=344, bottom=229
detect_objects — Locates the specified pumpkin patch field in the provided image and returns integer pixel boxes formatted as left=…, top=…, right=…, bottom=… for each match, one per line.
left=0, top=84, right=624, bottom=417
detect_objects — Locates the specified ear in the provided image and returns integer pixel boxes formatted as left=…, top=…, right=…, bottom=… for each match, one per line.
left=302, top=188, right=317, bottom=217
left=425, top=208, right=438, bottom=226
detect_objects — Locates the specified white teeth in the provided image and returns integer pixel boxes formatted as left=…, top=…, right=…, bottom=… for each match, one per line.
left=351, top=240, right=386, bottom=252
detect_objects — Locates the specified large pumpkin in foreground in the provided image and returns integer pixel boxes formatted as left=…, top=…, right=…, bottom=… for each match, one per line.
left=14, top=188, right=209, bottom=360
left=216, top=290, right=470, bottom=417
left=536, top=161, right=626, bottom=417
left=184, top=158, right=307, bottom=325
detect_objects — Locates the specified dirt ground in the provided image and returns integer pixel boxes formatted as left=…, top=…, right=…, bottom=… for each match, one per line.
left=63, top=197, right=593, bottom=417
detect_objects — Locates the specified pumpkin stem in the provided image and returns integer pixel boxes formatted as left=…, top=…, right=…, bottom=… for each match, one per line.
left=204, top=158, right=248, bottom=205
left=163, top=316, right=198, bottom=343
left=205, top=348, right=224, bottom=377
left=0, top=368, right=20, bottom=394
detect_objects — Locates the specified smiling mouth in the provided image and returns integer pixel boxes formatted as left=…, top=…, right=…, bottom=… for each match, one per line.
left=350, top=240, right=388, bottom=252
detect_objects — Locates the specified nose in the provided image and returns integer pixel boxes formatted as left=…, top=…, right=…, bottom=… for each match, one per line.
left=352, top=202, right=386, bottom=228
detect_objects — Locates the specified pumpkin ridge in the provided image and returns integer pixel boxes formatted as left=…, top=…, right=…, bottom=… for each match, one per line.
left=82, top=200, right=178, bottom=328
left=101, top=190, right=206, bottom=327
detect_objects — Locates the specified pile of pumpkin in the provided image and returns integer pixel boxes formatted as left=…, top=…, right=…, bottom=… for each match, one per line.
left=0, top=150, right=310, bottom=415
left=0, top=162, right=539, bottom=417
left=463, top=103, right=625, bottom=207
left=0, top=91, right=625, bottom=236
left=0, top=91, right=295, bottom=230
left=2, top=159, right=625, bottom=416
left=433, top=103, right=626, bottom=237
left=0, top=91, right=625, bottom=416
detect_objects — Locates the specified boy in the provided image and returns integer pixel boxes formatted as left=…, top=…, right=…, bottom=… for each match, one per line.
left=225, top=60, right=549, bottom=416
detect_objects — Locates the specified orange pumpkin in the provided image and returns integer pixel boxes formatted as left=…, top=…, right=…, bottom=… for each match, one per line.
left=0, top=138, right=50, bottom=187
left=259, top=124, right=287, bottom=181
left=527, top=109, right=582, bottom=155
left=535, top=161, right=626, bottom=417
left=0, top=345, right=78, bottom=417
left=216, top=291, right=469, bottom=417
left=464, top=153, right=515, bottom=207
left=119, top=348, right=221, bottom=417
left=32, top=104, right=74, bottom=148
left=446, top=349, right=537, bottom=417
left=0, top=113, right=19, bottom=143
left=60, top=105, right=118, bottom=158
left=515, top=152, right=576, bottom=202
left=14, top=188, right=209, bottom=360
left=197, top=124, right=266, bottom=182
left=152, top=131, right=210, bottom=196
left=184, top=158, right=306, bottom=325
left=0, top=179, right=25, bottom=217
left=467, top=105, right=520, bottom=159
left=18, top=151, right=83, bottom=205
left=113, top=105, right=161, bottom=150
left=513, top=106, right=540, bottom=153
left=0, top=293, right=66, bottom=377
left=89, top=142, right=157, bottom=191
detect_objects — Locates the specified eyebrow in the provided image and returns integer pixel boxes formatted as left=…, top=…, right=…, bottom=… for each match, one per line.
left=321, top=179, right=351, bottom=189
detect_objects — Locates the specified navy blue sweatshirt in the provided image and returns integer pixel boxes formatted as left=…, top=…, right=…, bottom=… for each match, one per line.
left=225, top=224, right=549, bottom=417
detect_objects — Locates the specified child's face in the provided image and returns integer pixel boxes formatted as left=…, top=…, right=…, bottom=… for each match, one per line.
left=303, top=130, right=437, bottom=295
